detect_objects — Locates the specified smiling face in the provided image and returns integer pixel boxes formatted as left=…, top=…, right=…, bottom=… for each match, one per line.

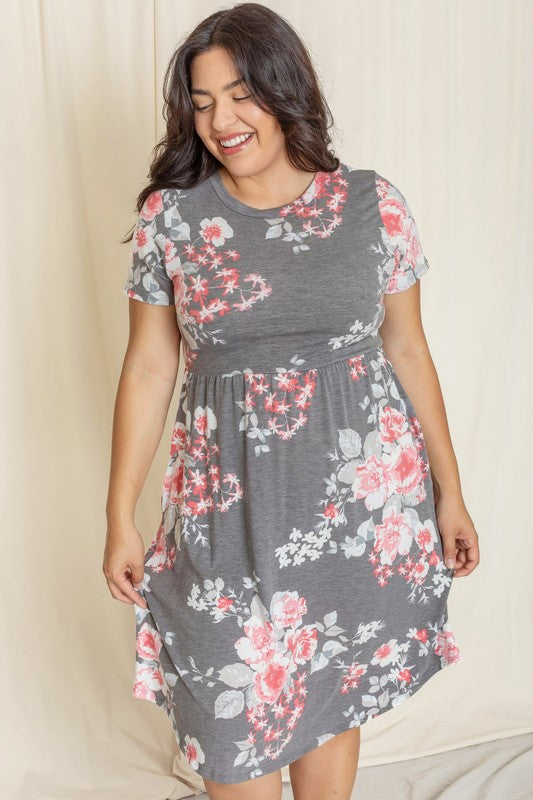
left=190, top=46, right=287, bottom=179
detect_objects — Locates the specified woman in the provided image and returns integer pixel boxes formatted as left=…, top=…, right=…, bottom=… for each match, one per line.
left=103, top=4, right=479, bottom=799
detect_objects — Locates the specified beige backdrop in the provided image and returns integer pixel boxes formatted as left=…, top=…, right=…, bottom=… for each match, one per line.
left=2, top=1, right=532, bottom=798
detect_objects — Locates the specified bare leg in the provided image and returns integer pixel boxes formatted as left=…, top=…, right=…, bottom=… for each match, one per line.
left=288, top=727, right=361, bottom=800
left=203, top=768, right=283, bottom=800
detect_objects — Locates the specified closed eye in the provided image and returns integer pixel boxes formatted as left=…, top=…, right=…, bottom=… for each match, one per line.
left=194, top=95, right=252, bottom=112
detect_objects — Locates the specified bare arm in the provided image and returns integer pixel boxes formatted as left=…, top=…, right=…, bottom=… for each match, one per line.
left=103, top=299, right=181, bottom=607
left=379, top=282, right=479, bottom=577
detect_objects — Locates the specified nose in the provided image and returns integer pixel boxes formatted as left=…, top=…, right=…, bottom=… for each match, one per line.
left=210, top=100, right=240, bottom=135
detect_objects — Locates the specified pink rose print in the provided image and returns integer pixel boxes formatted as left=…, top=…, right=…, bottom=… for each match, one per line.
left=387, top=442, right=427, bottom=499
left=413, top=627, right=429, bottom=644
left=434, top=628, right=463, bottom=665
left=270, top=591, right=308, bottom=628
left=373, top=509, right=414, bottom=566
left=285, top=626, right=320, bottom=665
left=379, top=404, right=410, bottom=443
left=183, top=734, right=206, bottom=771
left=185, top=582, right=326, bottom=771
left=216, top=595, right=235, bottom=613
left=415, top=524, right=438, bottom=554
left=396, top=668, right=413, bottom=684
left=375, top=175, right=430, bottom=294
left=235, top=618, right=278, bottom=667
left=372, top=638, right=402, bottom=667
left=136, top=621, right=163, bottom=661
left=353, top=455, right=389, bottom=509
left=131, top=574, right=462, bottom=781
left=253, top=653, right=292, bottom=704
left=139, top=190, right=164, bottom=221
left=275, top=349, right=451, bottom=604
left=378, top=187, right=411, bottom=240
left=132, top=661, right=165, bottom=702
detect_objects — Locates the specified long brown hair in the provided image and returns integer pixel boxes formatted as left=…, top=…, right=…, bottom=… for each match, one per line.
left=123, top=2, right=339, bottom=243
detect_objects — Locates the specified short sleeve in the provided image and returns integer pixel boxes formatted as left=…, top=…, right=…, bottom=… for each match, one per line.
left=122, top=189, right=175, bottom=305
left=374, top=171, right=430, bottom=294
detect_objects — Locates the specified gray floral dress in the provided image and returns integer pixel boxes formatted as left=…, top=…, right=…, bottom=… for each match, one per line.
left=123, top=162, right=463, bottom=784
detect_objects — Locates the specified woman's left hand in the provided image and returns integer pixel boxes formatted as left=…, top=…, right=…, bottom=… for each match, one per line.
left=435, top=494, right=480, bottom=578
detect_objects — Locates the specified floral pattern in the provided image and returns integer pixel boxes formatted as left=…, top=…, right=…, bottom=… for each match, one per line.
left=143, top=385, right=244, bottom=572
left=260, top=168, right=348, bottom=255
left=208, top=165, right=349, bottom=255
left=235, top=359, right=318, bottom=455
left=274, top=349, right=453, bottom=604
left=374, top=173, right=431, bottom=294
left=123, top=162, right=463, bottom=784
left=133, top=575, right=461, bottom=780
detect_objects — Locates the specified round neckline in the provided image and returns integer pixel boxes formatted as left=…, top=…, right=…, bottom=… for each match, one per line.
left=208, top=168, right=321, bottom=217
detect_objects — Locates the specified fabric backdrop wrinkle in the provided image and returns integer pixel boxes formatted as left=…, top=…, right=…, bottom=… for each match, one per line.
left=2, top=1, right=531, bottom=798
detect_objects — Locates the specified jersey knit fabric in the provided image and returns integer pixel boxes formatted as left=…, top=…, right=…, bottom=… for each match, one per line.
left=123, top=162, right=464, bottom=784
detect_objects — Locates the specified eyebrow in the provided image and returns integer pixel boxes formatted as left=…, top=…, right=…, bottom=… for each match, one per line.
left=190, top=77, right=245, bottom=96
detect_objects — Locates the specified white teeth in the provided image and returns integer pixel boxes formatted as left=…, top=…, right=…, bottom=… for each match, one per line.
left=219, top=133, right=252, bottom=147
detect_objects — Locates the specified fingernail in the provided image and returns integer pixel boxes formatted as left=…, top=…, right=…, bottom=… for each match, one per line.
left=446, top=559, right=455, bottom=569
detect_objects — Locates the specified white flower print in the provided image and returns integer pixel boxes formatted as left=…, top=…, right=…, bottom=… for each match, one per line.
left=199, top=216, right=234, bottom=247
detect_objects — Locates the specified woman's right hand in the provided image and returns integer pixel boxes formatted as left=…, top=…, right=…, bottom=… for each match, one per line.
left=102, top=523, right=148, bottom=609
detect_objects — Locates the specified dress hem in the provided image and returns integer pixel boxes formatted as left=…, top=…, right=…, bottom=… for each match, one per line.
left=132, top=648, right=464, bottom=786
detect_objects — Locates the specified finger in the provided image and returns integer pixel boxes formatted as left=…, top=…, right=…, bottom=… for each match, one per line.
left=451, top=554, right=467, bottom=576
left=453, top=564, right=474, bottom=577
left=117, top=567, right=149, bottom=606
left=442, top=541, right=457, bottom=570
left=128, top=571, right=149, bottom=608
left=453, top=549, right=478, bottom=577
left=110, top=577, right=148, bottom=608
left=107, top=582, right=138, bottom=604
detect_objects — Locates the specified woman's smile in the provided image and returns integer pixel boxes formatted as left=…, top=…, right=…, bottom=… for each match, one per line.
left=217, top=131, right=256, bottom=156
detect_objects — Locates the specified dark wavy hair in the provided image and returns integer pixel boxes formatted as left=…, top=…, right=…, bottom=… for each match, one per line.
left=123, top=2, right=339, bottom=243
